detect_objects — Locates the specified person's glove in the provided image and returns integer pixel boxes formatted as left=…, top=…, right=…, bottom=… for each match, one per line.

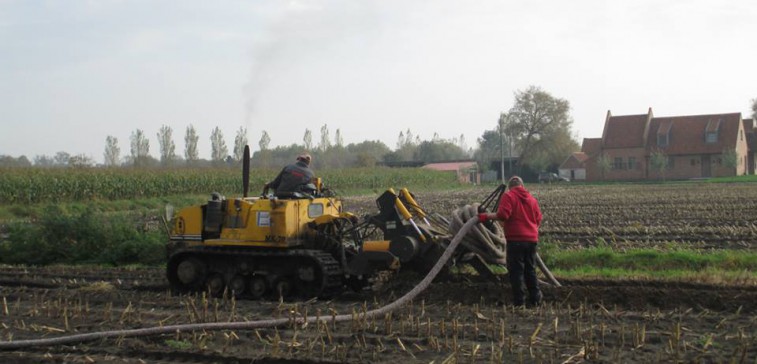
left=478, top=213, right=489, bottom=223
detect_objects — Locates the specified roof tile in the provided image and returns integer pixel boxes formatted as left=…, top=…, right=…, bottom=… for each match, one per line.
left=647, top=113, right=741, bottom=155
left=603, top=114, right=648, bottom=148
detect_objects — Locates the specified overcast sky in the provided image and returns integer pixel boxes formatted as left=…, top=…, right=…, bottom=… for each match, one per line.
left=1, top=0, right=755, bottom=163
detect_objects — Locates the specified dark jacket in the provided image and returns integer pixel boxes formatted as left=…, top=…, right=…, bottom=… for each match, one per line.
left=268, top=160, right=314, bottom=195
left=496, top=186, right=542, bottom=242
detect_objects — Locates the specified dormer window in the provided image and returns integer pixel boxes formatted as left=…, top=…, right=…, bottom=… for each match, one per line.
left=705, top=119, right=721, bottom=144
left=657, top=134, right=668, bottom=146
left=657, top=120, right=672, bottom=147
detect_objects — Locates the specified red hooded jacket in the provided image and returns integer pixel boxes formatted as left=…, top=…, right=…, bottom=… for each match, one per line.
left=495, top=186, right=542, bottom=243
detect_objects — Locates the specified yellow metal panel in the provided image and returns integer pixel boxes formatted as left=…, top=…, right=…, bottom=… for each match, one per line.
left=172, top=206, right=202, bottom=237
left=204, top=239, right=289, bottom=248
left=174, top=195, right=346, bottom=248
left=363, top=240, right=391, bottom=252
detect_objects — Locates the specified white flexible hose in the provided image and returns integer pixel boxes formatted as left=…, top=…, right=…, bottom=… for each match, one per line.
left=0, top=219, right=482, bottom=350
left=449, top=203, right=507, bottom=264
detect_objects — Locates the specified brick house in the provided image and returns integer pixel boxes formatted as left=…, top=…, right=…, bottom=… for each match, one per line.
left=745, top=118, right=757, bottom=174
left=574, top=108, right=752, bottom=181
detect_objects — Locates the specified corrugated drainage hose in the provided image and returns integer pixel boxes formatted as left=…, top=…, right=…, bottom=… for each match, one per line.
left=449, top=204, right=561, bottom=288
left=0, top=218, right=482, bottom=350
left=449, top=203, right=507, bottom=264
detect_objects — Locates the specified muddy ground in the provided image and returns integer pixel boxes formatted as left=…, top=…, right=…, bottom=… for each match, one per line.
left=0, top=185, right=755, bottom=363
left=0, top=266, right=755, bottom=363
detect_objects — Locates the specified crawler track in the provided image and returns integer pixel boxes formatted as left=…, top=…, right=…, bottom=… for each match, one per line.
left=167, top=246, right=344, bottom=300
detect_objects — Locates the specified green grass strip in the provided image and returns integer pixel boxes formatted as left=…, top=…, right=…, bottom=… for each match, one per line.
left=545, top=246, right=757, bottom=271
left=549, top=267, right=757, bottom=284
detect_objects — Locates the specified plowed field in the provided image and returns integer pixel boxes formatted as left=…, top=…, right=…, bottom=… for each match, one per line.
left=1, top=184, right=756, bottom=363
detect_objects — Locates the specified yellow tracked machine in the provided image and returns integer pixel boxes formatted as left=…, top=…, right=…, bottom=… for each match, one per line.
left=166, top=146, right=451, bottom=300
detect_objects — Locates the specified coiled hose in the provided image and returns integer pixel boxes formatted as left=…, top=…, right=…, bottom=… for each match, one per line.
left=448, top=204, right=561, bottom=288
left=449, top=203, right=507, bottom=265
left=0, top=218, right=482, bottom=350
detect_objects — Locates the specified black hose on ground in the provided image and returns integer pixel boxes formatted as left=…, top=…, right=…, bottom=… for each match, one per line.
left=0, top=219, right=482, bottom=350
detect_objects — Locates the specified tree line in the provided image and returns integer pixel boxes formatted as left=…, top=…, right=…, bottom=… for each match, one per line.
left=13, top=85, right=713, bottom=173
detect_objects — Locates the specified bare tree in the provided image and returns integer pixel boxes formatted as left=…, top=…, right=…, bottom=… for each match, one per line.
left=130, top=129, right=150, bottom=167
left=319, top=124, right=331, bottom=151
left=54, top=151, right=70, bottom=167
left=33, top=155, right=54, bottom=167
left=303, top=129, right=313, bottom=151
left=184, top=124, right=199, bottom=165
left=69, top=154, right=94, bottom=168
left=157, top=125, right=176, bottom=166
left=258, top=130, right=271, bottom=151
left=234, top=126, right=248, bottom=162
left=404, top=129, right=415, bottom=147
left=458, top=133, right=467, bottom=155
left=334, top=128, right=344, bottom=148
left=104, top=135, right=120, bottom=167
left=210, top=127, right=228, bottom=163
left=259, top=130, right=271, bottom=168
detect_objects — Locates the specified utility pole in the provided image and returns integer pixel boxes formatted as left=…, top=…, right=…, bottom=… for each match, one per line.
left=509, top=129, right=514, bottom=178
left=498, top=113, right=506, bottom=184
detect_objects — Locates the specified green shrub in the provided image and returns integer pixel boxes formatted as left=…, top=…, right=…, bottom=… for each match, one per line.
left=0, top=207, right=164, bottom=266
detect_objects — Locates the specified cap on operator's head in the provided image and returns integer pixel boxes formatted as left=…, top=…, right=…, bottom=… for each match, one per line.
left=507, top=176, right=523, bottom=188
left=296, top=153, right=312, bottom=165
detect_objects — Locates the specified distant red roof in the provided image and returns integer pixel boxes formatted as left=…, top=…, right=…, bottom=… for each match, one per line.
left=573, top=152, right=589, bottom=162
left=603, top=114, right=648, bottom=148
left=560, top=152, right=589, bottom=169
left=581, top=138, right=602, bottom=156
left=423, top=161, right=478, bottom=171
left=646, top=113, right=741, bottom=155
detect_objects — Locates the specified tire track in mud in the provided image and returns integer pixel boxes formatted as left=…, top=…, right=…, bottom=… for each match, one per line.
left=1, top=267, right=754, bottom=313
left=2, top=266, right=755, bottom=363
left=0, top=346, right=333, bottom=364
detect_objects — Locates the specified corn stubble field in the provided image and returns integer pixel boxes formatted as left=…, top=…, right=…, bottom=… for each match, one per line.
left=1, top=182, right=756, bottom=363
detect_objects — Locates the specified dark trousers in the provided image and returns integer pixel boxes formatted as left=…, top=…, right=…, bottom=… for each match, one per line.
left=506, top=241, right=542, bottom=306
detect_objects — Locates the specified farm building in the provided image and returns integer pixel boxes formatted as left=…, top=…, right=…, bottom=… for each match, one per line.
left=574, top=108, right=754, bottom=181
left=423, top=160, right=481, bottom=184
left=558, top=152, right=589, bottom=181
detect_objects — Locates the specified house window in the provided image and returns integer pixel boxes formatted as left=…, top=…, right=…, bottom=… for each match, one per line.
left=628, top=157, right=636, bottom=170
left=657, top=121, right=672, bottom=147
left=613, top=157, right=624, bottom=170
left=657, top=134, right=669, bottom=147
left=668, top=157, right=675, bottom=169
left=705, top=132, right=718, bottom=143
left=705, top=119, right=721, bottom=143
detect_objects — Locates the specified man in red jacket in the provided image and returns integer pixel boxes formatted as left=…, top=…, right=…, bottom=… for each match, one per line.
left=479, top=176, right=543, bottom=307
